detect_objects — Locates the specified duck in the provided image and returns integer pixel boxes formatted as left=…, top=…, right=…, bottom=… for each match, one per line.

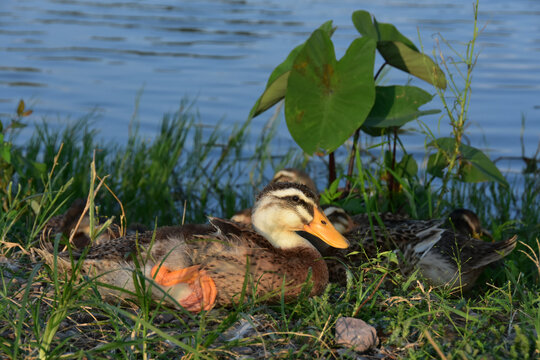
left=39, top=198, right=124, bottom=250
left=231, top=168, right=318, bottom=225
left=320, top=206, right=516, bottom=291
left=38, top=182, right=349, bottom=313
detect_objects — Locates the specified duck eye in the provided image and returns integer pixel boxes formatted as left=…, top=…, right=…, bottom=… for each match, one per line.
left=321, top=220, right=327, bottom=225
left=292, top=195, right=300, bottom=202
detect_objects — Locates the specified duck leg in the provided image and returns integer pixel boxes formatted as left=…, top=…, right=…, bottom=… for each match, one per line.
left=150, top=264, right=217, bottom=312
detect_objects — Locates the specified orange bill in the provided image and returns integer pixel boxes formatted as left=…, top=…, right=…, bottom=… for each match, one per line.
left=303, top=207, right=349, bottom=249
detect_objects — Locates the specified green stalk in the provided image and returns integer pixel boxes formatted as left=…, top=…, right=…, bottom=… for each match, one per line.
left=434, top=0, right=480, bottom=211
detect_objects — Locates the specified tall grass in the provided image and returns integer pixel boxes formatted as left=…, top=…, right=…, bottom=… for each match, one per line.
left=10, top=101, right=302, bottom=230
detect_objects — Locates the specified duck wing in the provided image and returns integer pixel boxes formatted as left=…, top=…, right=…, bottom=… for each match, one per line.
left=430, top=233, right=518, bottom=272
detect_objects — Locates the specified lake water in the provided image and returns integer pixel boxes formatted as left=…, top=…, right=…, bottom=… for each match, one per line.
left=1, top=0, right=539, bottom=175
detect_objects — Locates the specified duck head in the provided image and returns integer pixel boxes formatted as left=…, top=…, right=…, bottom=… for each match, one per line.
left=251, top=182, right=348, bottom=251
left=447, top=208, right=493, bottom=240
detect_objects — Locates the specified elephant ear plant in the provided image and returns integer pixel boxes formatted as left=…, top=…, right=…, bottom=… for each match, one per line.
left=248, top=9, right=507, bottom=201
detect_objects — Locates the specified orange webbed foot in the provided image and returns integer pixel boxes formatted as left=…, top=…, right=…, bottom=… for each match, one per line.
left=150, top=264, right=217, bottom=313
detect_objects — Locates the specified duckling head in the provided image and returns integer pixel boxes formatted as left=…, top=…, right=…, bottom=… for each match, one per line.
left=322, top=205, right=354, bottom=234
left=251, top=182, right=348, bottom=251
left=271, top=168, right=318, bottom=195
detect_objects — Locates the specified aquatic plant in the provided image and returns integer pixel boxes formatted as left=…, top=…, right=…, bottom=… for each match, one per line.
left=250, top=7, right=507, bottom=200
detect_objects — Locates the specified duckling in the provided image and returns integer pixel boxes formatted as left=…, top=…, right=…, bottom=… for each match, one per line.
left=231, top=168, right=318, bottom=225
left=322, top=206, right=410, bottom=237
left=320, top=205, right=355, bottom=235
left=320, top=206, right=516, bottom=290
left=38, top=182, right=348, bottom=313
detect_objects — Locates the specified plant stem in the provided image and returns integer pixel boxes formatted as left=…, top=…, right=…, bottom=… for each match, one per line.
left=374, top=62, right=387, bottom=81
left=435, top=1, right=479, bottom=212
left=388, top=127, right=398, bottom=201
left=328, top=152, right=336, bottom=186
left=344, top=128, right=361, bottom=193
left=344, top=62, right=387, bottom=192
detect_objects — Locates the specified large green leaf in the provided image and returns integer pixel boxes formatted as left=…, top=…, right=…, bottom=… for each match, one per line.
left=249, top=71, right=290, bottom=118
left=426, top=151, right=447, bottom=178
left=352, top=10, right=446, bottom=89
left=458, top=142, right=508, bottom=187
left=362, top=85, right=439, bottom=135
left=351, top=10, right=379, bottom=41
left=429, top=137, right=508, bottom=187
left=249, top=21, right=335, bottom=118
left=397, top=154, right=418, bottom=178
left=378, top=41, right=446, bottom=89
left=352, top=10, right=418, bottom=51
left=285, top=30, right=376, bottom=155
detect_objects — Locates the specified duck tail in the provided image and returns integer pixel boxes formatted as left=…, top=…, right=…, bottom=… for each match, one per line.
left=472, top=235, right=518, bottom=269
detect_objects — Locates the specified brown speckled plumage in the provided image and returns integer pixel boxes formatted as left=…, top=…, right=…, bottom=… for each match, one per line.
left=321, top=208, right=516, bottom=290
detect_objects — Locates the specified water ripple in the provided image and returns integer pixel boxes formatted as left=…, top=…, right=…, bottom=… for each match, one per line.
left=0, top=0, right=538, bottom=163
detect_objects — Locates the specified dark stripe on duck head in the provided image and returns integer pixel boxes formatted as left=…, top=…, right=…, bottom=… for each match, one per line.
left=256, top=181, right=319, bottom=203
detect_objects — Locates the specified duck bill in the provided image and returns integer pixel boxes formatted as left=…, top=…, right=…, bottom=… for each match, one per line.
left=302, top=208, right=349, bottom=249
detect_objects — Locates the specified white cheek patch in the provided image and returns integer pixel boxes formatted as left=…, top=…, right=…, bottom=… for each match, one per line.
left=277, top=208, right=302, bottom=229
left=253, top=200, right=304, bottom=231
left=295, top=205, right=312, bottom=224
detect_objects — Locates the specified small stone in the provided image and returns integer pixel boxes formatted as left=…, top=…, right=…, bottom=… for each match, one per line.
left=335, top=316, right=379, bottom=352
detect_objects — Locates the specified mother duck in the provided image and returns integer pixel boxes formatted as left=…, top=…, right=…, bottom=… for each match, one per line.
left=39, top=182, right=348, bottom=313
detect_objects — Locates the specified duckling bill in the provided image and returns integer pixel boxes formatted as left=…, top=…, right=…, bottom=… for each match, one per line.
left=39, top=182, right=348, bottom=313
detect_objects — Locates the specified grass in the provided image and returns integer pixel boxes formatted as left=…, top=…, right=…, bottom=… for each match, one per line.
left=0, top=103, right=538, bottom=359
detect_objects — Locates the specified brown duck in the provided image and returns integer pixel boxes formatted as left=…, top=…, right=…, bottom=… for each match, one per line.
left=321, top=206, right=516, bottom=291
left=38, top=182, right=348, bottom=312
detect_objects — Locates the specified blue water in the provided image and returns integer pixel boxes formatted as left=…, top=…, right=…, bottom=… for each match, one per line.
left=1, top=0, right=539, bottom=174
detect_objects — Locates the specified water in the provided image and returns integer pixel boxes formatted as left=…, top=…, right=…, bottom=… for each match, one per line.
left=1, top=0, right=539, bottom=174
